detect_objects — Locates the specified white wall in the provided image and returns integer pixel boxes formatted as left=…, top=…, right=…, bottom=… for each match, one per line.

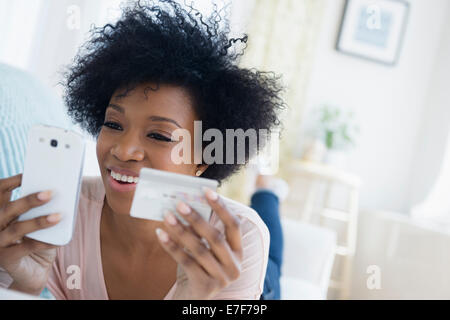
left=303, top=0, right=450, bottom=213
left=1, top=0, right=235, bottom=96
left=408, top=5, right=450, bottom=214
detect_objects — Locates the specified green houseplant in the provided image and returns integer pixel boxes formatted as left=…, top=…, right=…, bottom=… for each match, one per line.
left=318, top=105, right=358, bottom=150
left=310, top=105, right=359, bottom=166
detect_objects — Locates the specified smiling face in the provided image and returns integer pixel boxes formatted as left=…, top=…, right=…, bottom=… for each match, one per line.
left=96, top=83, right=206, bottom=215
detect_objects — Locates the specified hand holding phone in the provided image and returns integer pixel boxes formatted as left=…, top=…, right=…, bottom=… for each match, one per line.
left=17, top=125, right=85, bottom=246
left=0, top=174, right=60, bottom=296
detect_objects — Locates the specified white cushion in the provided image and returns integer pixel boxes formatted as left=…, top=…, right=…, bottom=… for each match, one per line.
left=0, top=287, right=42, bottom=300
left=280, top=276, right=324, bottom=300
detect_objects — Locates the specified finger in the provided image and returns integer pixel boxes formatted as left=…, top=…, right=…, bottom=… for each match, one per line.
left=163, top=211, right=230, bottom=286
left=0, top=213, right=61, bottom=247
left=2, top=238, right=58, bottom=262
left=203, top=188, right=243, bottom=254
left=0, top=174, right=22, bottom=208
left=0, top=190, right=12, bottom=211
left=175, top=202, right=231, bottom=259
left=0, top=190, right=53, bottom=229
left=155, top=227, right=204, bottom=278
left=175, top=202, right=241, bottom=281
left=0, top=174, right=22, bottom=192
left=21, top=237, right=59, bottom=254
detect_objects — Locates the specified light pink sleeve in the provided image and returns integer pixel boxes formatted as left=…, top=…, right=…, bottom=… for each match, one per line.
left=0, top=267, right=13, bottom=289
left=210, top=203, right=270, bottom=300
left=0, top=263, right=66, bottom=299
left=46, top=248, right=68, bottom=300
left=164, top=200, right=270, bottom=301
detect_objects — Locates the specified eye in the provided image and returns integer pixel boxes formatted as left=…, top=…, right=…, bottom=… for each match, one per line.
left=103, top=121, right=122, bottom=130
left=103, top=122, right=173, bottom=142
left=148, top=133, right=173, bottom=142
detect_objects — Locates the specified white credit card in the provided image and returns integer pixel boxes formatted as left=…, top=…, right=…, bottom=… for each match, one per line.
left=130, top=168, right=219, bottom=224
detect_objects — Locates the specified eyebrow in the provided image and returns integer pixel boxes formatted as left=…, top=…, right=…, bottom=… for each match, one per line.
left=107, top=103, right=182, bottom=128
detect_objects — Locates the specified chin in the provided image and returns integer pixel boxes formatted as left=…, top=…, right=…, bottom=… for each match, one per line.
left=102, top=177, right=134, bottom=216
left=107, top=194, right=133, bottom=215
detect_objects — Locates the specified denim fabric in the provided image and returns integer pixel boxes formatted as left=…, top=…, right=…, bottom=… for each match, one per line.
left=39, top=287, right=55, bottom=300
left=250, top=190, right=283, bottom=300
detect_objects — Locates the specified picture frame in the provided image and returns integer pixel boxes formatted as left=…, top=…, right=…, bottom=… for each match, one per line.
left=336, top=0, right=410, bottom=66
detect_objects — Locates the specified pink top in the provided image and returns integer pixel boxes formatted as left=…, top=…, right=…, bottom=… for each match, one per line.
left=1, top=176, right=269, bottom=300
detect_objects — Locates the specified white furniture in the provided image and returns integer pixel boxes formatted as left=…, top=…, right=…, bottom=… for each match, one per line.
left=351, top=209, right=450, bottom=299
left=280, top=217, right=337, bottom=300
left=282, top=160, right=361, bottom=299
left=0, top=287, right=42, bottom=300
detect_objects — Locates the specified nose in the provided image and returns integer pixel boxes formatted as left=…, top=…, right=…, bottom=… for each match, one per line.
left=110, top=131, right=144, bottom=162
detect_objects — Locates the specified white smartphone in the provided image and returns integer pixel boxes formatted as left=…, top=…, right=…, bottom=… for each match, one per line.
left=130, top=168, right=219, bottom=224
left=18, top=125, right=85, bottom=246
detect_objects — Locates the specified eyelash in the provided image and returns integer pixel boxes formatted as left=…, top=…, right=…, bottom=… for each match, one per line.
left=102, top=121, right=174, bottom=142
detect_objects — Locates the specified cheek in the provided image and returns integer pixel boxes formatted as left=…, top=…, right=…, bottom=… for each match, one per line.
left=96, top=132, right=110, bottom=170
left=150, top=146, right=196, bottom=176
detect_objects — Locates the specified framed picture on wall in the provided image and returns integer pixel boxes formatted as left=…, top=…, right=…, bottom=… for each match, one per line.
left=336, top=0, right=410, bottom=66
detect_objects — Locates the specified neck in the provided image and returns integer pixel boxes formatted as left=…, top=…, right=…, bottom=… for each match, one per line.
left=101, top=197, right=165, bottom=257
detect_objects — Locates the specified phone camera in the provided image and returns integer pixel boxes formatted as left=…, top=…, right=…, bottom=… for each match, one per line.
left=50, top=139, right=58, bottom=147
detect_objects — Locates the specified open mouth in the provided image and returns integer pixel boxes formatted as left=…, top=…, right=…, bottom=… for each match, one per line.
left=107, top=169, right=139, bottom=185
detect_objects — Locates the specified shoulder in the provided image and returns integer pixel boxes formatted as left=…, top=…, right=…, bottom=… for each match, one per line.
left=56, top=175, right=104, bottom=260
left=61, top=175, right=104, bottom=248
left=210, top=195, right=270, bottom=263
left=48, top=176, right=105, bottom=299
left=80, top=176, right=105, bottom=203
left=207, top=195, right=270, bottom=299
left=217, top=196, right=269, bottom=244
left=72, top=175, right=105, bottom=238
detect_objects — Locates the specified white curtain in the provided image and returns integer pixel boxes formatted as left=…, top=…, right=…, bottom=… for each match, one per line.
left=0, top=0, right=233, bottom=97
left=411, top=131, right=450, bottom=227
left=0, top=0, right=124, bottom=96
left=0, top=0, right=43, bottom=70
left=219, top=0, right=327, bottom=203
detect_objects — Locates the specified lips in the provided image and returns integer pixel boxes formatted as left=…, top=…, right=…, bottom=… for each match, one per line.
left=105, top=166, right=141, bottom=193
left=107, top=166, right=140, bottom=177
left=107, top=169, right=138, bottom=193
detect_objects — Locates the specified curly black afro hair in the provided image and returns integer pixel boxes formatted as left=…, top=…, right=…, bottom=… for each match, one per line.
left=64, top=0, right=285, bottom=183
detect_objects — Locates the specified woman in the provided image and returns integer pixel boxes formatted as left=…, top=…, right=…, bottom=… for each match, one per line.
left=0, top=0, right=284, bottom=299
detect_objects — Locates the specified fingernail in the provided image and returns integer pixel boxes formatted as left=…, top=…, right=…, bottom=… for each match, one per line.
left=156, top=228, right=169, bottom=243
left=164, top=211, right=178, bottom=226
left=202, top=187, right=218, bottom=201
left=177, top=202, right=191, bottom=215
left=47, top=213, right=61, bottom=223
left=38, top=191, right=52, bottom=201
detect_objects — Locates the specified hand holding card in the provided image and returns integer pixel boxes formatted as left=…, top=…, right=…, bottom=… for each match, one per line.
left=130, top=168, right=219, bottom=224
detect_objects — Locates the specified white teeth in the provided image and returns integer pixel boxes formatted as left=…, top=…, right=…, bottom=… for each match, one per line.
left=110, top=170, right=139, bottom=184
